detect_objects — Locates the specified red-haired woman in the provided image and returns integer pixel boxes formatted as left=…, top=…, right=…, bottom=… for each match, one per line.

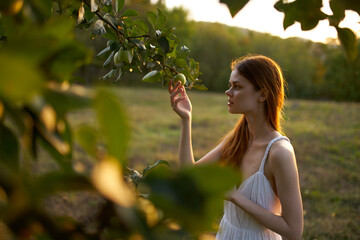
left=168, top=55, right=303, bottom=240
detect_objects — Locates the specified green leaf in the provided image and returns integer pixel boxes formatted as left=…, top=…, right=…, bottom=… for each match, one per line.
left=157, top=36, right=170, bottom=54
left=84, top=4, right=96, bottom=21
left=166, top=39, right=177, bottom=58
left=121, top=9, right=139, bottom=17
left=336, top=27, right=358, bottom=62
left=274, top=0, right=327, bottom=31
left=142, top=164, right=239, bottom=232
left=146, top=11, right=157, bottom=29
left=0, top=123, right=19, bottom=170
left=192, top=84, right=208, bottom=91
left=75, top=125, right=98, bottom=157
left=116, top=0, right=125, bottom=13
left=109, top=41, right=120, bottom=51
left=189, top=58, right=200, bottom=74
left=115, top=69, right=123, bottom=81
left=93, top=88, right=129, bottom=165
left=142, top=70, right=161, bottom=83
left=330, top=0, right=360, bottom=21
left=274, top=0, right=285, bottom=12
left=27, top=0, right=53, bottom=22
left=42, top=15, right=75, bottom=41
left=183, top=164, right=240, bottom=194
left=97, top=46, right=111, bottom=56
left=142, top=167, right=206, bottom=227
left=101, top=68, right=117, bottom=79
left=0, top=51, right=44, bottom=104
left=156, top=8, right=167, bottom=29
left=122, top=16, right=133, bottom=27
left=329, top=0, right=346, bottom=25
left=175, top=58, right=188, bottom=68
left=103, top=51, right=115, bottom=67
left=220, top=0, right=249, bottom=17
left=49, top=42, right=91, bottom=81
left=283, top=12, right=296, bottom=30
left=134, top=19, right=149, bottom=35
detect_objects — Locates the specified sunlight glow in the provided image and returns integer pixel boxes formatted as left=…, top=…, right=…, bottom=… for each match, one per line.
left=157, top=0, right=360, bottom=43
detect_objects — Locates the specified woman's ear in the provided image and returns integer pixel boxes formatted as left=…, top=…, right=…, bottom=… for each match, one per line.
left=258, top=89, right=268, bottom=102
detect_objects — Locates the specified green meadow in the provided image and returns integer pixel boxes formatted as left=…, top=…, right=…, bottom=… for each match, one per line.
left=45, top=87, right=360, bottom=239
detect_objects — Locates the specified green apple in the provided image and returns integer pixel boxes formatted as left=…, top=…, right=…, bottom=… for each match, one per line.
left=173, top=73, right=186, bottom=86
left=114, top=49, right=133, bottom=65
left=113, top=51, right=121, bottom=65
left=119, top=49, right=132, bottom=63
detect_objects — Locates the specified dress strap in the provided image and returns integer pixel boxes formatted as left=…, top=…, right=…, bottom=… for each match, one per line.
left=259, top=136, right=290, bottom=173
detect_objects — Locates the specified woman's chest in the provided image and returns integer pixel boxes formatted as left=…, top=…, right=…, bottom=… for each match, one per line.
left=240, top=147, right=265, bottom=179
left=240, top=147, right=277, bottom=195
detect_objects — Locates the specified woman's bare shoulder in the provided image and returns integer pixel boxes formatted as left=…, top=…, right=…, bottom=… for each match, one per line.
left=268, top=139, right=296, bottom=168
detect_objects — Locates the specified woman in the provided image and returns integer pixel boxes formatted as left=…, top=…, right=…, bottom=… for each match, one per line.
left=168, top=55, right=303, bottom=240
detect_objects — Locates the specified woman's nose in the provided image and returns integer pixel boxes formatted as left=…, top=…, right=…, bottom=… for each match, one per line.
left=225, top=89, right=231, bottom=96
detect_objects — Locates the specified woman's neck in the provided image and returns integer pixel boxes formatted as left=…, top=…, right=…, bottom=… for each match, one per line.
left=244, top=113, right=277, bottom=143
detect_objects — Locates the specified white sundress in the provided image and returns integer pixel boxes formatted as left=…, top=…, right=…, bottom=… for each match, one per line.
left=216, top=136, right=290, bottom=240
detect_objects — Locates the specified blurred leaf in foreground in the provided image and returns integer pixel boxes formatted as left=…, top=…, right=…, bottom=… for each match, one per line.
left=141, top=164, right=241, bottom=233
left=93, top=88, right=130, bottom=166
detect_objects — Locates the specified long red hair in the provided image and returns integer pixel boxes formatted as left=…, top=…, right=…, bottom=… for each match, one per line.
left=221, top=55, right=286, bottom=168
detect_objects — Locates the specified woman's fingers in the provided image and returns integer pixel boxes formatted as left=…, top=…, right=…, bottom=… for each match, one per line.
left=169, top=80, right=187, bottom=113
left=168, top=79, right=173, bottom=93
left=180, top=86, right=187, bottom=96
left=170, top=87, right=183, bottom=104
left=168, top=80, right=182, bottom=93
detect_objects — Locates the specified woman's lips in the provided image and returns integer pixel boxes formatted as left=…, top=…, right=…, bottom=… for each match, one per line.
left=227, top=99, right=233, bottom=105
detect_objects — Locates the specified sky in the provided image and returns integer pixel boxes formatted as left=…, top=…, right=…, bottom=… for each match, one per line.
left=154, top=0, right=360, bottom=44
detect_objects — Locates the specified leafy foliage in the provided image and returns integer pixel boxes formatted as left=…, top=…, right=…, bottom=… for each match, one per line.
left=77, top=0, right=206, bottom=90
left=0, top=0, right=235, bottom=239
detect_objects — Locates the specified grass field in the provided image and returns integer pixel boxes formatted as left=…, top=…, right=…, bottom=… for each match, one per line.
left=19, top=86, right=360, bottom=239
left=110, top=87, right=360, bottom=239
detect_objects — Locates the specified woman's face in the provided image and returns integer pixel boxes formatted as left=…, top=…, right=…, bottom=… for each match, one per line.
left=225, top=69, right=261, bottom=114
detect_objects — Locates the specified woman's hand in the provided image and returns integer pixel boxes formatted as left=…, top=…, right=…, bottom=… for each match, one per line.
left=168, top=80, right=192, bottom=120
left=225, top=188, right=241, bottom=204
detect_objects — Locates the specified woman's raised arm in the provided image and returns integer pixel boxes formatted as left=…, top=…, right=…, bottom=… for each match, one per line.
left=168, top=80, right=224, bottom=168
left=169, top=80, right=194, bottom=168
